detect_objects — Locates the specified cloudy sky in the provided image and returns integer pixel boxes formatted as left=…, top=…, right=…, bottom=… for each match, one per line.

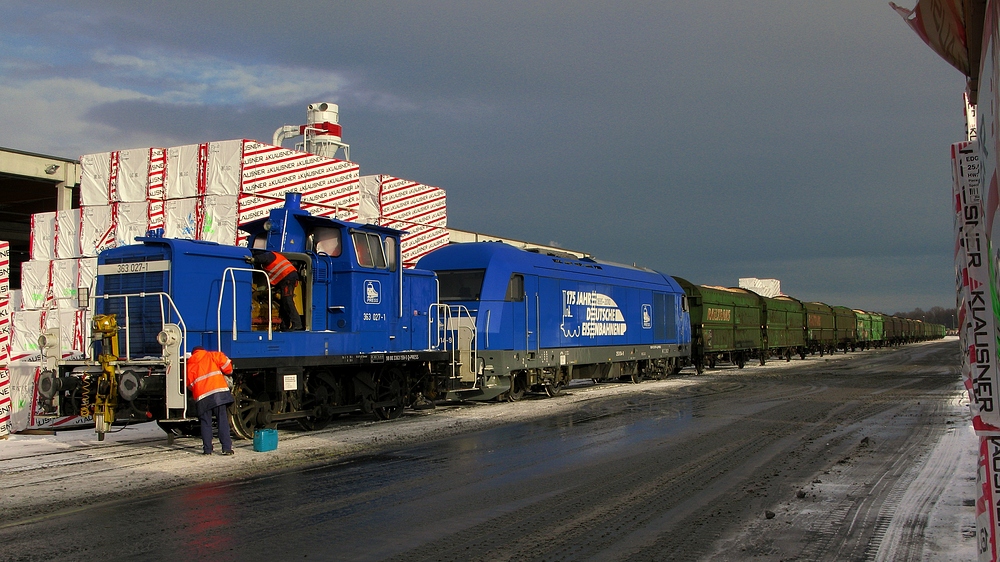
left=0, top=1, right=963, bottom=313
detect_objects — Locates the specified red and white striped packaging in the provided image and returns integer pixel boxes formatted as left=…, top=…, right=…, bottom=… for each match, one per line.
left=236, top=162, right=360, bottom=217
left=10, top=311, right=42, bottom=361
left=234, top=189, right=361, bottom=246
left=78, top=257, right=97, bottom=296
left=165, top=143, right=203, bottom=199
left=395, top=223, right=450, bottom=269
left=20, top=260, right=51, bottom=310
left=54, top=208, right=82, bottom=259
left=165, top=197, right=200, bottom=240
left=7, top=360, right=91, bottom=432
left=0, top=367, right=11, bottom=437
left=214, top=139, right=359, bottom=196
left=113, top=201, right=152, bottom=246
left=80, top=152, right=116, bottom=206
left=30, top=211, right=56, bottom=261
left=50, top=259, right=79, bottom=309
left=979, top=437, right=1000, bottom=561
left=199, top=195, right=239, bottom=245
left=7, top=361, right=37, bottom=432
left=0, top=240, right=10, bottom=303
left=148, top=198, right=165, bottom=233
left=377, top=176, right=448, bottom=227
left=43, top=308, right=87, bottom=360
left=80, top=206, right=116, bottom=257
left=114, top=147, right=166, bottom=202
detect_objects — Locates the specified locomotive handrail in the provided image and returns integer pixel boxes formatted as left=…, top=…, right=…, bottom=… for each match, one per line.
left=427, top=303, right=478, bottom=388
left=218, top=267, right=273, bottom=347
left=96, top=291, right=187, bottom=362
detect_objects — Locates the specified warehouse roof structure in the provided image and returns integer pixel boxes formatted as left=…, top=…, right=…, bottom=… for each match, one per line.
left=0, top=147, right=79, bottom=287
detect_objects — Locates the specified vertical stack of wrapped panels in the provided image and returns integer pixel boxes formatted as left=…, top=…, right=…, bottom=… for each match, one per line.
left=358, top=175, right=449, bottom=268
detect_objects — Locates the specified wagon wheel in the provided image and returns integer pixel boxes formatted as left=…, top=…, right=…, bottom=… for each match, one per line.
left=505, top=372, right=527, bottom=402
left=229, top=378, right=286, bottom=440
left=373, top=368, right=405, bottom=421
left=544, top=382, right=563, bottom=398
left=620, top=371, right=643, bottom=384
left=298, top=371, right=341, bottom=431
left=736, top=353, right=746, bottom=369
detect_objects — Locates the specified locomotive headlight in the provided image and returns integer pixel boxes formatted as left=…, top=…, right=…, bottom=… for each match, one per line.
left=263, top=219, right=273, bottom=232
left=37, top=334, right=49, bottom=348
left=156, top=329, right=179, bottom=346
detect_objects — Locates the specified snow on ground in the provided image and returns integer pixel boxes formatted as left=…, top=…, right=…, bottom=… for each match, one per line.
left=0, top=341, right=980, bottom=559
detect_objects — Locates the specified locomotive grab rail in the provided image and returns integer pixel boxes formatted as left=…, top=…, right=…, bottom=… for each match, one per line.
left=218, top=267, right=273, bottom=346
left=428, top=303, right=479, bottom=388
left=95, top=291, right=189, bottom=416
left=96, top=291, right=187, bottom=361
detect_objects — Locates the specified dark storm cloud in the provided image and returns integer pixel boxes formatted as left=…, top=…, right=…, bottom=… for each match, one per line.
left=4, top=1, right=965, bottom=309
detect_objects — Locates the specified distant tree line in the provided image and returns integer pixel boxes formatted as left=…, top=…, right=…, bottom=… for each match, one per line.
left=888, top=306, right=957, bottom=329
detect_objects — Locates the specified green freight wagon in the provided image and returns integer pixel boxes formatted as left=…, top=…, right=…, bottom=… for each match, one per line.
left=804, top=302, right=836, bottom=355
left=884, top=315, right=902, bottom=346
left=854, top=310, right=873, bottom=349
left=832, top=305, right=857, bottom=352
left=870, top=312, right=885, bottom=347
left=902, top=318, right=916, bottom=343
left=673, top=278, right=763, bottom=373
left=766, top=296, right=806, bottom=360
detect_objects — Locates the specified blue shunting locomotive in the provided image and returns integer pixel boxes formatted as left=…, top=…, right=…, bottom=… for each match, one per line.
left=36, top=194, right=692, bottom=439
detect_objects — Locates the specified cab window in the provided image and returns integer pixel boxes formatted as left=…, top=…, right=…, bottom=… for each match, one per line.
left=384, top=237, right=398, bottom=272
left=505, top=274, right=524, bottom=302
left=352, top=231, right=387, bottom=269
left=437, top=270, right=486, bottom=301
left=312, top=227, right=342, bottom=257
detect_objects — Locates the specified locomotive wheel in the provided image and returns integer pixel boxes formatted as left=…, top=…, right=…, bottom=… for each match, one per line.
left=544, top=382, right=563, bottom=398
left=298, top=372, right=340, bottom=431
left=230, top=379, right=285, bottom=440
left=373, top=368, right=405, bottom=421
left=506, top=373, right=527, bottom=402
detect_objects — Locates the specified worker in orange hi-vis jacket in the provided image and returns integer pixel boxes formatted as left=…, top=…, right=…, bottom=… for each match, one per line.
left=186, top=346, right=235, bottom=455
left=247, top=250, right=303, bottom=331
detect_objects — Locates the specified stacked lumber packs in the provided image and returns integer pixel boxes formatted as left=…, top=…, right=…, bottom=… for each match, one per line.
left=81, top=140, right=362, bottom=247
left=358, top=175, right=449, bottom=268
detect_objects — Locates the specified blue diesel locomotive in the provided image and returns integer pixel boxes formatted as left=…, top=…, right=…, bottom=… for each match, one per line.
left=417, top=243, right=691, bottom=399
left=35, top=194, right=692, bottom=439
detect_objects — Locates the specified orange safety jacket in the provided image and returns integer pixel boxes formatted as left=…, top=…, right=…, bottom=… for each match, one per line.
left=186, top=349, right=233, bottom=402
left=262, top=252, right=296, bottom=286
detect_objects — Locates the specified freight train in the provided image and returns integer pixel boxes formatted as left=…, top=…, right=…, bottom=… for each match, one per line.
left=675, top=281, right=946, bottom=374
left=33, top=194, right=692, bottom=439
left=32, top=194, right=944, bottom=439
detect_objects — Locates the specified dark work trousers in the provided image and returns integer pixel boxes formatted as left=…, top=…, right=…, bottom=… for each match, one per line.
left=198, top=403, right=234, bottom=454
left=276, top=275, right=303, bottom=330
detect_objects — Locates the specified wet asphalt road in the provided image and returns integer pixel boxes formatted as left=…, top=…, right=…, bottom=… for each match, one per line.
left=0, top=340, right=966, bottom=561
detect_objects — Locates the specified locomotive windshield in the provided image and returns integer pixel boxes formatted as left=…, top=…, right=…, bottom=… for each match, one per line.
left=437, top=269, right=486, bottom=301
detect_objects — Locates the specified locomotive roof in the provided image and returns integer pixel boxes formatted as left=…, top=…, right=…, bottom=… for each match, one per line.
left=126, top=236, right=252, bottom=259
left=418, top=241, right=680, bottom=288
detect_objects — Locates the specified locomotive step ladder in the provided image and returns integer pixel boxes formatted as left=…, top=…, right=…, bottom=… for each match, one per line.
left=429, top=304, right=478, bottom=387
